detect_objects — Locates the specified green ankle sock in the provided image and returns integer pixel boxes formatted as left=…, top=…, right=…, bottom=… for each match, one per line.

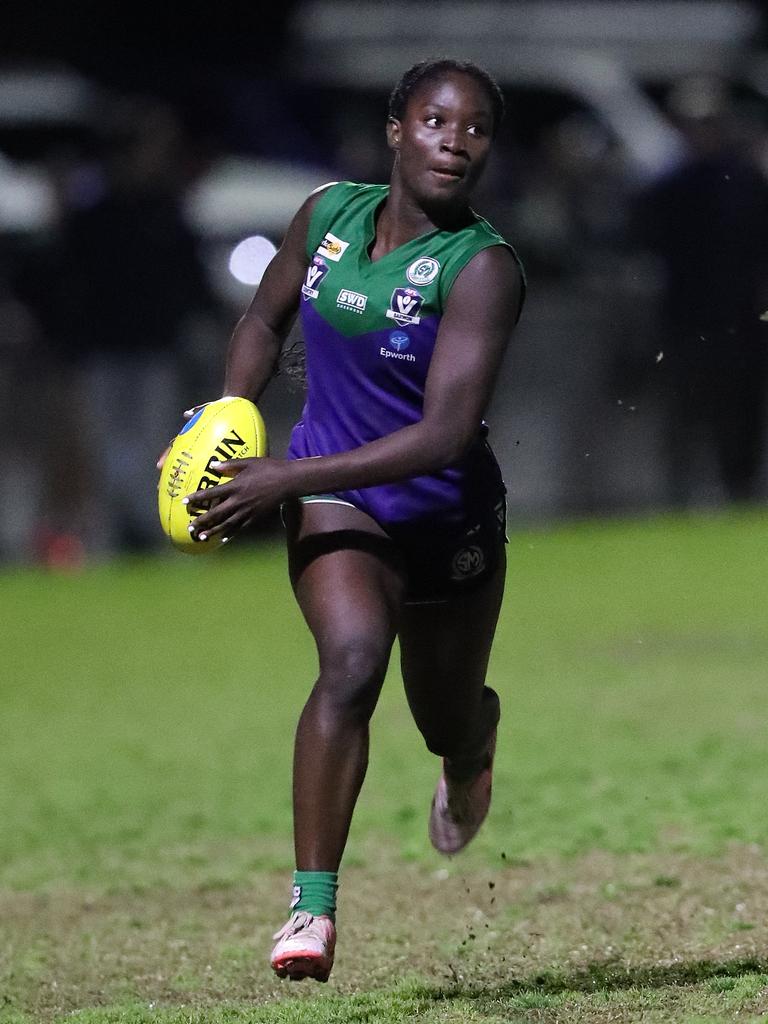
left=291, top=870, right=338, bottom=921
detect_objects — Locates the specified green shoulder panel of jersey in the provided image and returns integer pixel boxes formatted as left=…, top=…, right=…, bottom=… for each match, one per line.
left=438, top=215, right=526, bottom=323
left=306, top=182, right=383, bottom=261
left=305, top=181, right=526, bottom=324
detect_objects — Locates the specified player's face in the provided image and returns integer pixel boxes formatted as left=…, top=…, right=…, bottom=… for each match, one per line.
left=388, top=72, right=494, bottom=207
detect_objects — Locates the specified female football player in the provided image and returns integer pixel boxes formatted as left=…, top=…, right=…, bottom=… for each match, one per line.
left=181, top=59, right=524, bottom=982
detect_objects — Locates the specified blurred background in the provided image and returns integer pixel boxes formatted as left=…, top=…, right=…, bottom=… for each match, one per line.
left=1, top=0, right=767, bottom=566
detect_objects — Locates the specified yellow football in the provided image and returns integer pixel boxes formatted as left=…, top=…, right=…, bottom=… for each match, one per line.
left=158, top=397, right=268, bottom=554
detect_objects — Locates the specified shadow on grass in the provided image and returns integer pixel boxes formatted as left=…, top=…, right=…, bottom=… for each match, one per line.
left=52, top=958, right=768, bottom=1024
left=402, top=955, right=768, bottom=1019
left=445, top=954, right=768, bottom=999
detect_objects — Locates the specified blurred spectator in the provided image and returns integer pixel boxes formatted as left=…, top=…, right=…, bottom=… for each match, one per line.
left=16, top=98, right=219, bottom=556
left=0, top=275, right=51, bottom=561
left=637, top=77, right=768, bottom=505
left=510, top=112, right=631, bottom=279
left=498, top=113, right=647, bottom=514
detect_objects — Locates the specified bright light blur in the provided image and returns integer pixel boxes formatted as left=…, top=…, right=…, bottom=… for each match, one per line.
left=228, top=235, right=277, bottom=285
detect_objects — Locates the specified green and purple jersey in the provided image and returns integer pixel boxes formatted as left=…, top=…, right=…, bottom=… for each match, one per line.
left=287, top=181, right=523, bottom=527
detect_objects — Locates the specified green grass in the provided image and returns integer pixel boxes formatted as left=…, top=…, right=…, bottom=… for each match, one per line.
left=1, top=508, right=767, bottom=1021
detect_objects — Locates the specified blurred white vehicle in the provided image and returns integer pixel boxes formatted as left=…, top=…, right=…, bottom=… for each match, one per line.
left=184, top=157, right=331, bottom=305
left=0, top=67, right=103, bottom=231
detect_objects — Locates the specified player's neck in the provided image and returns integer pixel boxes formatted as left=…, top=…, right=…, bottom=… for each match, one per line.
left=379, top=179, right=471, bottom=251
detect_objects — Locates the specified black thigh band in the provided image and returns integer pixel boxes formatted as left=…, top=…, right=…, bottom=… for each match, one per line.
left=287, top=528, right=406, bottom=588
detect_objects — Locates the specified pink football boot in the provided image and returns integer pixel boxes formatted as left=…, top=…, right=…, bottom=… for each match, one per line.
left=270, top=910, right=336, bottom=982
left=429, top=728, right=497, bottom=855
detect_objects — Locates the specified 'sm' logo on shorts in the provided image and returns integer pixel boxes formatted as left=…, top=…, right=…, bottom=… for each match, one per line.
left=302, top=256, right=329, bottom=299
left=386, top=287, right=423, bottom=326
left=451, top=545, right=486, bottom=580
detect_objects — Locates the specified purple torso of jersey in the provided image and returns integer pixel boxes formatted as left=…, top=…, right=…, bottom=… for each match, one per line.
left=288, top=299, right=476, bottom=526
left=286, top=182, right=511, bottom=529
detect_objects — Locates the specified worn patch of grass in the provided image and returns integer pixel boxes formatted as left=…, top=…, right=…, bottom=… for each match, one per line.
left=3, top=851, right=768, bottom=1021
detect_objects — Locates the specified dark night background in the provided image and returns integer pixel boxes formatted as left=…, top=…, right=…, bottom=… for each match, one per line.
left=2, top=0, right=767, bottom=562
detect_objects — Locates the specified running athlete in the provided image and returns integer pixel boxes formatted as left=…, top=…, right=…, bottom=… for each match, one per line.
left=180, top=59, right=525, bottom=982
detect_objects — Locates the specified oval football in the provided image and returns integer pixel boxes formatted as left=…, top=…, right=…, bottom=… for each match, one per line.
left=157, top=397, right=268, bottom=554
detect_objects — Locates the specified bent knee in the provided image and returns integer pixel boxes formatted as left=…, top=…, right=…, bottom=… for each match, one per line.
left=417, top=689, right=500, bottom=760
left=313, top=639, right=391, bottom=719
left=419, top=723, right=467, bottom=760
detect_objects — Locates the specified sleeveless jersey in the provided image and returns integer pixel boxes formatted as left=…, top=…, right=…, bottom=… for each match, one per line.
left=287, top=181, right=523, bottom=527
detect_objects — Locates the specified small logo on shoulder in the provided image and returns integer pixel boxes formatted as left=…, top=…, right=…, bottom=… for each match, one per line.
left=407, top=256, right=440, bottom=286
left=386, top=287, right=423, bottom=326
left=317, top=232, right=349, bottom=262
left=337, top=288, right=367, bottom=313
left=302, top=255, right=329, bottom=299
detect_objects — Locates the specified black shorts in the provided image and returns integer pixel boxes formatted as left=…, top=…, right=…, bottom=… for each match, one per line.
left=386, top=493, right=507, bottom=603
left=285, top=490, right=507, bottom=605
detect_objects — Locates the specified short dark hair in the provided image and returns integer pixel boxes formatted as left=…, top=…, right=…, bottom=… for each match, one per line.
left=388, top=59, right=505, bottom=136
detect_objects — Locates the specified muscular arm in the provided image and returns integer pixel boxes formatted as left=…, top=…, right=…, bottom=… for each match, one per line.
left=187, top=245, right=523, bottom=538
left=283, top=244, right=522, bottom=493
left=221, top=186, right=329, bottom=399
left=156, top=187, right=328, bottom=469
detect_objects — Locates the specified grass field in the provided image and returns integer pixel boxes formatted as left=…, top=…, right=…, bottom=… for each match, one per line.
left=1, top=509, right=767, bottom=1022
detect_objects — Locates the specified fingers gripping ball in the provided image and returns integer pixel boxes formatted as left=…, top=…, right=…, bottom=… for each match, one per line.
left=158, top=397, right=268, bottom=554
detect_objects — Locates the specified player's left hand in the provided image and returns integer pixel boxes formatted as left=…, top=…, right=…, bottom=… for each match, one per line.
left=183, top=457, right=289, bottom=542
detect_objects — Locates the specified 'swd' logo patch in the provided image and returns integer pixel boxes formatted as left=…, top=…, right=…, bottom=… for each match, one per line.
left=301, top=256, right=329, bottom=299
left=337, top=288, right=368, bottom=313
left=386, top=287, right=423, bottom=327
left=317, top=232, right=349, bottom=262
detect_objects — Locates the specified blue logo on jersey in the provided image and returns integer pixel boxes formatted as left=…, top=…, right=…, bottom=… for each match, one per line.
left=388, top=331, right=410, bottom=352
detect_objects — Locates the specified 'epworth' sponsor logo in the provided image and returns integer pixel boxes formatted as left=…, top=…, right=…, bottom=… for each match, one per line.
left=380, top=329, right=416, bottom=363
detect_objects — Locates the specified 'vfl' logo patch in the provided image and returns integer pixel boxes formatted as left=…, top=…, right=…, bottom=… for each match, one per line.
left=386, top=287, right=423, bottom=326
left=337, top=288, right=368, bottom=313
left=301, top=256, right=329, bottom=299
left=317, top=232, right=349, bottom=262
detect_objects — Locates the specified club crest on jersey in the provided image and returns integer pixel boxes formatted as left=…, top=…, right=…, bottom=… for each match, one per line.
left=317, top=231, right=349, bottom=262
left=301, top=255, right=329, bottom=299
left=337, top=288, right=368, bottom=313
left=386, top=287, right=423, bottom=326
left=406, top=256, right=440, bottom=286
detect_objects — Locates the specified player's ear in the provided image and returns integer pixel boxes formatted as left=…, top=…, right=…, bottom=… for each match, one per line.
left=386, top=117, right=401, bottom=151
